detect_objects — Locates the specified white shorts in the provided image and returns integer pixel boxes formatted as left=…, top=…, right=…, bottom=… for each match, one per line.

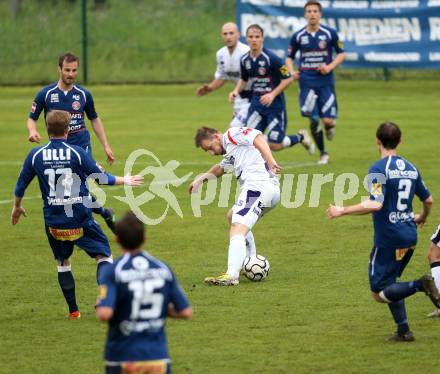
left=231, top=180, right=280, bottom=229
left=230, top=97, right=250, bottom=127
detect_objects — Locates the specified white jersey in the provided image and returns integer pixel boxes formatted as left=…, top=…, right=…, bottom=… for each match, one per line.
left=215, top=41, right=249, bottom=83
left=220, top=127, right=275, bottom=186
left=214, top=42, right=252, bottom=127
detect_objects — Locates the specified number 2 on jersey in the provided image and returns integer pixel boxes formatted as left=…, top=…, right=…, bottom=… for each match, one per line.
left=397, top=179, right=411, bottom=211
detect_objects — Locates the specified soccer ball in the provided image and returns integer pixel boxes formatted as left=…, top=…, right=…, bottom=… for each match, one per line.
left=242, top=255, right=270, bottom=281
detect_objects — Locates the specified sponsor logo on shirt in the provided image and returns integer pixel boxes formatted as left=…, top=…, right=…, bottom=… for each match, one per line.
left=301, top=35, right=309, bottom=45
left=50, top=93, right=59, bottom=103
left=72, top=101, right=81, bottom=110
left=395, top=248, right=410, bottom=261
left=49, top=227, right=83, bottom=241
left=258, top=67, right=266, bottom=75
left=72, top=94, right=80, bottom=100
left=396, top=159, right=406, bottom=170
left=245, top=60, right=251, bottom=70
left=370, top=183, right=382, bottom=196
left=389, top=211, right=415, bottom=224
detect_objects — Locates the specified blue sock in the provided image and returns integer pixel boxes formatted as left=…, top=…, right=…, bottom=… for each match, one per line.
left=383, top=280, right=423, bottom=302
left=97, top=260, right=112, bottom=285
left=309, top=117, right=325, bottom=154
left=388, top=300, right=410, bottom=334
left=58, top=270, right=78, bottom=313
left=288, top=133, right=303, bottom=146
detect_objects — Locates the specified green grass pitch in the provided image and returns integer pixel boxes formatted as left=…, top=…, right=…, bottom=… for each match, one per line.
left=0, top=81, right=439, bottom=373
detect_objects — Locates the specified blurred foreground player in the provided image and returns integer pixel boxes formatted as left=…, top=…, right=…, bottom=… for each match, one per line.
left=327, top=122, right=439, bottom=341
left=96, top=211, right=192, bottom=374
left=12, top=110, right=143, bottom=318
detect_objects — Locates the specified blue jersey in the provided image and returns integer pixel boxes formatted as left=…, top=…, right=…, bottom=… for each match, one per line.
left=240, top=48, right=291, bottom=110
left=98, top=251, right=190, bottom=363
left=29, top=83, right=98, bottom=148
left=14, top=139, right=116, bottom=228
left=288, top=25, right=344, bottom=87
left=368, top=155, right=430, bottom=248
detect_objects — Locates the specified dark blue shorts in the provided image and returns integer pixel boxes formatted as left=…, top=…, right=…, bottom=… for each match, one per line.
left=368, top=245, right=415, bottom=293
left=80, top=143, right=93, bottom=158
left=299, top=84, right=337, bottom=119
left=246, top=104, right=287, bottom=144
left=45, top=219, right=111, bottom=262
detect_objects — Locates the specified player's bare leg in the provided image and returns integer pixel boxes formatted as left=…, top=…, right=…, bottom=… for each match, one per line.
left=322, top=118, right=336, bottom=141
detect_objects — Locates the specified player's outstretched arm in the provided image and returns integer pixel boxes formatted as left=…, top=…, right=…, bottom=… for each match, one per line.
left=27, top=118, right=41, bottom=143
left=188, top=164, right=225, bottom=193
left=196, top=79, right=225, bottom=96
left=168, top=305, right=193, bottom=319
left=327, top=200, right=383, bottom=219
left=11, top=197, right=27, bottom=225
left=253, top=134, right=281, bottom=175
left=415, top=195, right=433, bottom=228
left=90, top=118, right=115, bottom=165
left=114, top=175, right=144, bottom=186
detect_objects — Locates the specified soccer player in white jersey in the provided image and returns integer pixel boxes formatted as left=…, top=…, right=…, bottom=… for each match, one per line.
left=196, top=22, right=252, bottom=127
left=426, top=225, right=440, bottom=317
left=189, top=126, right=281, bottom=285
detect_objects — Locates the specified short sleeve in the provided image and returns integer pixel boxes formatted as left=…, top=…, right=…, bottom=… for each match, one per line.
left=214, top=51, right=226, bottom=80
left=415, top=170, right=431, bottom=201
left=84, top=90, right=98, bottom=120
left=287, top=34, right=299, bottom=60
left=240, top=57, right=249, bottom=82
left=29, top=90, right=46, bottom=121
left=226, top=127, right=261, bottom=146
left=96, top=264, right=117, bottom=309
left=367, top=164, right=386, bottom=203
left=331, top=29, right=344, bottom=54
left=271, top=54, right=291, bottom=80
left=168, top=271, right=190, bottom=312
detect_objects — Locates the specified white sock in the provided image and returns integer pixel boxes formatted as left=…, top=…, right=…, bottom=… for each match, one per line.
left=431, top=264, right=440, bottom=290
left=226, top=235, right=246, bottom=279
left=245, top=231, right=256, bottom=257
left=282, top=136, right=291, bottom=148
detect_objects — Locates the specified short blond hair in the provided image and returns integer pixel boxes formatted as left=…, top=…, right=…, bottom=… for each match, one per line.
left=46, top=110, right=70, bottom=137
